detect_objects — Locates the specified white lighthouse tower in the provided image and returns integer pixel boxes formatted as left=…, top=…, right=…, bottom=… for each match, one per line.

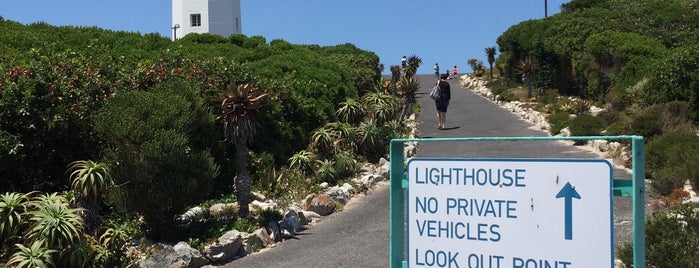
left=172, top=0, right=242, bottom=40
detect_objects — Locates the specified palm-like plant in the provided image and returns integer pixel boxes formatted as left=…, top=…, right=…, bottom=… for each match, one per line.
left=61, top=234, right=93, bottom=268
left=315, top=159, right=338, bottom=184
left=288, top=150, right=317, bottom=175
left=468, top=58, right=486, bottom=76
left=336, top=98, right=365, bottom=125
left=516, top=57, right=539, bottom=98
left=325, top=122, right=357, bottom=152
left=67, top=160, right=112, bottom=230
left=374, top=100, right=400, bottom=124
left=397, top=76, right=420, bottom=122
left=310, top=126, right=337, bottom=157
left=7, top=240, right=57, bottom=268
left=210, top=80, right=270, bottom=218
left=389, top=65, right=402, bottom=83
left=378, top=78, right=396, bottom=95
left=403, top=55, right=422, bottom=78
left=485, top=46, right=497, bottom=79
left=26, top=193, right=84, bottom=249
left=384, top=120, right=406, bottom=140
left=93, top=219, right=137, bottom=266
left=357, top=119, right=385, bottom=160
left=0, top=192, right=31, bottom=245
left=67, top=160, right=112, bottom=202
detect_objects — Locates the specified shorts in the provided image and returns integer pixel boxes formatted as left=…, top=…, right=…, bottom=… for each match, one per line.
left=435, top=99, right=449, bottom=113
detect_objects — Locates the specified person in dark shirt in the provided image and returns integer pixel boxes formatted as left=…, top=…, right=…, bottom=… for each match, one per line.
left=435, top=74, right=451, bottom=129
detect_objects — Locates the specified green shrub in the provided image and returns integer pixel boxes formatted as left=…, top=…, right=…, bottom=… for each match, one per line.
left=496, top=90, right=518, bottom=103
left=568, top=114, right=605, bottom=144
left=485, top=79, right=517, bottom=97
left=646, top=131, right=699, bottom=195
left=643, top=45, right=699, bottom=119
left=629, top=106, right=662, bottom=138
left=232, top=217, right=258, bottom=233
left=547, top=112, right=572, bottom=135
left=649, top=167, right=688, bottom=196
left=539, top=88, right=560, bottom=105
left=94, top=80, right=220, bottom=239
left=619, top=204, right=699, bottom=268
left=659, top=101, right=693, bottom=132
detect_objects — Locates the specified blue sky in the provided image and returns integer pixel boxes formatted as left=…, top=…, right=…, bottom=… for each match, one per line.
left=1, top=0, right=569, bottom=74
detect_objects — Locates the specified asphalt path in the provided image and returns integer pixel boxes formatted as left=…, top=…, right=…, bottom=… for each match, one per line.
left=223, top=74, right=635, bottom=268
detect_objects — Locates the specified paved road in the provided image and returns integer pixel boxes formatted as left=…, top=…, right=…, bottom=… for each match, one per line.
left=224, top=74, right=635, bottom=267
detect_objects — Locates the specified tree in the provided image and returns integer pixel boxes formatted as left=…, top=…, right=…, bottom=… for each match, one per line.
left=467, top=58, right=486, bottom=76
left=516, top=57, right=539, bottom=98
left=485, top=46, right=497, bottom=79
left=211, top=80, right=270, bottom=218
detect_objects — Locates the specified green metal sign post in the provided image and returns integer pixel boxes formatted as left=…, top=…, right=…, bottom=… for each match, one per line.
left=389, top=136, right=645, bottom=268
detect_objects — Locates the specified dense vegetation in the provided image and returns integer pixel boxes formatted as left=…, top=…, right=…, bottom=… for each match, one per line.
left=0, top=16, right=397, bottom=266
left=2, top=0, right=699, bottom=265
left=490, top=0, right=699, bottom=266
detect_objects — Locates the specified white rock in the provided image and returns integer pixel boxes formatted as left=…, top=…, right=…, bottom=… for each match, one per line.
left=250, top=200, right=277, bottom=212
left=251, top=191, right=266, bottom=201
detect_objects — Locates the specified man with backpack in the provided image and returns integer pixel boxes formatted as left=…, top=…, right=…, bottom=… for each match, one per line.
left=434, top=74, right=451, bottom=129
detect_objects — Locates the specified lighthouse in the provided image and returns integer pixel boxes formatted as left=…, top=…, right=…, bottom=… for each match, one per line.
left=172, top=0, right=242, bottom=40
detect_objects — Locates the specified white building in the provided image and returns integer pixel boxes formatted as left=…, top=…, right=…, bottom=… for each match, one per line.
left=172, top=0, right=242, bottom=40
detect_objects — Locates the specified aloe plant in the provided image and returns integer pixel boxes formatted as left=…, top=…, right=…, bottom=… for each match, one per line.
left=211, top=80, right=270, bottom=218
left=7, top=240, right=57, bottom=268
left=26, top=193, right=84, bottom=249
left=0, top=192, right=31, bottom=245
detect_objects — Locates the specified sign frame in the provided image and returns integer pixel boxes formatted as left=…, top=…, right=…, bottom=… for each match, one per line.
left=388, top=136, right=646, bottom=268
left=406, top=158, right=614, bottom=268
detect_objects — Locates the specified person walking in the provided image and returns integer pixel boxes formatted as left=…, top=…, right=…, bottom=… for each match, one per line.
left=435, top=73, right=451, bottom=129
left=401, top=56, right=407, bottom=68
left=452, top=65, right=458, bottom=79
left=434, top=63, right=440, bottom=79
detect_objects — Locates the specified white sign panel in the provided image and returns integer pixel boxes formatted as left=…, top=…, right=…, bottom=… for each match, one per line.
left=407, top=158, right=613, bottom=268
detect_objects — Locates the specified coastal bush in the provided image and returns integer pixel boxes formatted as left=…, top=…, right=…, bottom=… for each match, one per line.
left=629, top=106, right=662, bottom=138
left=619, top=204, right=699, bottom=267
left=93, top=80, right=220, bottom=238
left=601, top=110, right=632, bottom=137
left=646, top=131, right=699, bottom=195
left=333, top=150, right=360, bottom=179
left=547, top=112, right=572, bottom=135
left=567, top=114, right=605, bottom=144
left=485, top=79, right=512, bottom=97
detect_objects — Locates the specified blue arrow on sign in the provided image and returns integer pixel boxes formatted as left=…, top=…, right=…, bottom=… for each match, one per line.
left=556, top=182, right=581, bottom=240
